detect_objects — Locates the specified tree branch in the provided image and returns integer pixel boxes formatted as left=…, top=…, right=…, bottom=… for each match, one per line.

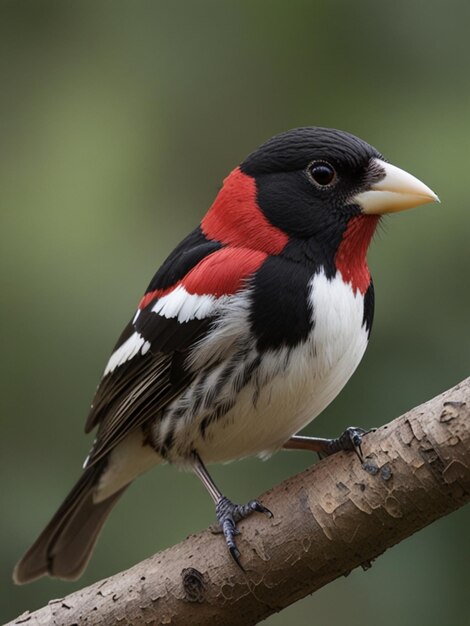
left=9, top=377, right=470, bottom=626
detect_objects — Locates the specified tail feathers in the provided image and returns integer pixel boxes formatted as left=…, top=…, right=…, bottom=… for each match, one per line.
left=13, top=464, right=127, bottom=584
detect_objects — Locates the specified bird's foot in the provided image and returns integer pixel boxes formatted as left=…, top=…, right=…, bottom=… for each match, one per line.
left=324, top=426, right=374, bottom=463
left=215, top=496, right=273, bottom=570
left=283, top=427, right=375, bottom=462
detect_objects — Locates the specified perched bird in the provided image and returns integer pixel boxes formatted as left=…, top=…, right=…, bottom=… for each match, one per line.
left=14, top=127, right=438, bottom=584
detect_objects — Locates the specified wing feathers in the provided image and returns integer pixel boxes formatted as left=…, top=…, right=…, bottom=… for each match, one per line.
left=85, top=242, right=269, bottom=465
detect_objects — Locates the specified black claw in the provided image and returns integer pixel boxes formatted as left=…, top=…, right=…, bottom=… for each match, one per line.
left=229, top=546, right=244, bottom=571
left=216, top=496, right=271, bottom=569
left=250, top=500, right=273, bottom=518
left=353, top=443, right=364, bottom=463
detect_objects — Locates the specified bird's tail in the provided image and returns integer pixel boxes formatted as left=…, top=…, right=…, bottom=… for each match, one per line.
left=13, top=462, right=127, bottom=584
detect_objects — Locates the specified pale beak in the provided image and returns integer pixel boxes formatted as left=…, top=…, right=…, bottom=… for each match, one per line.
left=354, top=158, right=439, bottom=215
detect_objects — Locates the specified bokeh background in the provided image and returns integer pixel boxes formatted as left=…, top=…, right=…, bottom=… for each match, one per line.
left=1, top=1, right=469, bottom=624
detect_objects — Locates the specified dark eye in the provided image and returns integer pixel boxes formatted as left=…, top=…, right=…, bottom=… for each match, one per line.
left=308, top=161, right=336, bottom=187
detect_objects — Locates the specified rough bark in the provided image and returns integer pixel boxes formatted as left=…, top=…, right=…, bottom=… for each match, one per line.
left=9, top=377, right=470, bottom=626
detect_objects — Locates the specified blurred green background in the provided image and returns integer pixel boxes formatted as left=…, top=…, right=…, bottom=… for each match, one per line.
left=1, top=1, right=469, bottom=624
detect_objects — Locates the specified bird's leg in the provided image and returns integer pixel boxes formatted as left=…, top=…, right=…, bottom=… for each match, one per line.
left=283, top=427, right=373, bottom=463
left=191, top=452, right=272, bottom=570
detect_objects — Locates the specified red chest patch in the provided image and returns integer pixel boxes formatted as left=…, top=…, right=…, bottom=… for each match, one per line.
left=201, top=167, right=288, bottom=255
left=335, top=215, right=379, bottom=294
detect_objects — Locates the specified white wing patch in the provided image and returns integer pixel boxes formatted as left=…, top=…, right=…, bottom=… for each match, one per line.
left=104, top=287, right=223, bottom=377
left=104, top=331, right=151, bottom=375
left=151, top=285, right=223, bottom=323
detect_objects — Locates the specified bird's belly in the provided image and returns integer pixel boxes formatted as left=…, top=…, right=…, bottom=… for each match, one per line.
left=191, top=273, right=370, bottom=463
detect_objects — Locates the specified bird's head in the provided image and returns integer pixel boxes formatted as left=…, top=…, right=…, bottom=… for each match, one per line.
left=202, top=127, right=438, bottom=290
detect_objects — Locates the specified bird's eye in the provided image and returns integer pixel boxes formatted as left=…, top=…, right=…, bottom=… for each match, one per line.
left=308, top=161, right=336, bottom=187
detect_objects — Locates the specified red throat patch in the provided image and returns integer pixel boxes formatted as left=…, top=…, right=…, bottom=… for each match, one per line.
left=335, top=215, right=379, bottom=294
left=201, top=167, right=288, bottom=255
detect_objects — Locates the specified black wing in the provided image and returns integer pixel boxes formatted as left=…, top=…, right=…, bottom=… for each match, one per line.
left=84, top=314, right=210, bottom=466
left=83, top=227, right=221, bottom=466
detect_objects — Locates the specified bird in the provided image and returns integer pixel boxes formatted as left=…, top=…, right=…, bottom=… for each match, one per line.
left=13, top=127, right=438, bottom=584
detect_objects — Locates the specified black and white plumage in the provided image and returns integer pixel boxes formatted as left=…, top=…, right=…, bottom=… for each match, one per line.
left=14, top=127, right=438, bottom=583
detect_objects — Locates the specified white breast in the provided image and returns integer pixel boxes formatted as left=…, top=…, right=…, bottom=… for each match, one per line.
left=194, top=270, right=370, bottom=463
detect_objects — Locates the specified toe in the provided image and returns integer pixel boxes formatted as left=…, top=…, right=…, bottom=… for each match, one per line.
left=215, top=496, right=272, bottom=570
